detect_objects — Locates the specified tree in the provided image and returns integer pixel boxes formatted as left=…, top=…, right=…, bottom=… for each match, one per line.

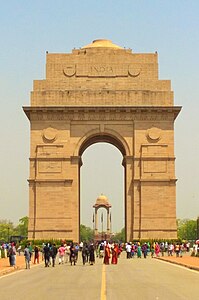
left=177, top=219, right=197, bottom=240
left=15, top=216, right=28, bottom=237
left=112, top=228, right=125, bottom=243
left=0, top=220, right=15, bottom=242
left=80, top=224, right=94, bottom=242
left=0, top=217, right=28, bottom=242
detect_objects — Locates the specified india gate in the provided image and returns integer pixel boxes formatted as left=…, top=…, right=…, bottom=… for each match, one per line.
left=23, top=39, right=181, bottom=242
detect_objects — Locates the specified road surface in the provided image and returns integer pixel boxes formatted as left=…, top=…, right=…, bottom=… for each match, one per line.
left=0, top=253, right=198, bottom=300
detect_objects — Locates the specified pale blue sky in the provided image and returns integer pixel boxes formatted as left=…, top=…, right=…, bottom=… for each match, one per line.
left=0, top=1, right=199, bottom=231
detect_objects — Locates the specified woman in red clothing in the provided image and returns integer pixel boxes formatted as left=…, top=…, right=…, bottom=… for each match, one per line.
left=103, top=244, right=110, bottom=265
left=111, top=243, right=119, bottom=264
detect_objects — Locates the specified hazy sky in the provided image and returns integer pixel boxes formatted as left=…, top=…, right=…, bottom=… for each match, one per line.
left=0, top=1, right=199, bottom=232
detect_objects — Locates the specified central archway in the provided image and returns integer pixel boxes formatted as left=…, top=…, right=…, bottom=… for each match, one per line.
left=79, top=134, right=126, bottom=240
left=80, top=143, right=124, bottom=238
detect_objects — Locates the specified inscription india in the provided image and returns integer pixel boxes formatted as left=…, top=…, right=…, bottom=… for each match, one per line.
left=63, top=64, right=141, bottom=77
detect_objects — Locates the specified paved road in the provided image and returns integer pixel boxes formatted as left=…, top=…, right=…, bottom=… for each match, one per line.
left=0, top=254, right=198, bottom=300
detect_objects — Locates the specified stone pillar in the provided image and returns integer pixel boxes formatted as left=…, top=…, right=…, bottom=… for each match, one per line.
left=124, top=156, right=134, bottom=241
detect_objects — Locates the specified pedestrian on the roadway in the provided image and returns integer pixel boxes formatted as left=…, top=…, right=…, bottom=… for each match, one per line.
left=82, top=243, right=87, bottom=265
left=137, top=243, right=142, bottom=258
left=160, top=242, right=165, bottom=257
left=9, top=242, right=17, bottom=267
left=50, top=244, right=58, bottom=267
left=168, top=243, right=173, bottom=256
left=34, top=245, right=40, bottom=264
left=103, top=244, right=110, bottom=264
left=58, top=244, right=65, bottom=264
left=126, top=243, right=131, bottom=259
left=111, top=243, right=119, bottom=264
left=151, top=245, right=155, bottom=258
left=175, top=243, right=180, bottom=257
left=141, top=243, right=148, bottom=258
left=70, top=243, right=76, bottom=266
left=65, top=243, right=70, bottom=263
left=43, top=244, right=50, bottom=267
left=75, top=243, right=79, bottom=260
left=24, top=245, right=31, bottom=269
left=89, top=243, right=95, bottom=265
left=155, top=242, right=160, bottom=257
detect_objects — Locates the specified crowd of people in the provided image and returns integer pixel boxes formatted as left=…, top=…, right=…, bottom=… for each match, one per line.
left=124, top=241, right=197, bottom=259
left=0, top=240, right=198, bottom=270
left=40, top=241, right=122, bottom=268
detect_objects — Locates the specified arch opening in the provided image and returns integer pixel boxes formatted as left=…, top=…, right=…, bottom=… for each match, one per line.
left=79, top=137, right=126, bottom=241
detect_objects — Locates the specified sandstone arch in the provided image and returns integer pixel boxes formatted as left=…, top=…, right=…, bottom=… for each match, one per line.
left=23, top=39, right=181, bottom=241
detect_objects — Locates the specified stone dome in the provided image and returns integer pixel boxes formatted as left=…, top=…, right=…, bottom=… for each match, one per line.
left=93, top=194, right=112, bottom=208
left=82, top=39, right=122, bottom=49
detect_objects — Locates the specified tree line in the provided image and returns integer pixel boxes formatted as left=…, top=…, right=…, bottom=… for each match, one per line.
left=0, top=217, right=198, bottom=243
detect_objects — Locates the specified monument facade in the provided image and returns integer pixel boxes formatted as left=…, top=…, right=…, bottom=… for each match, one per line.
left=23, top=39, right=181, bottom=241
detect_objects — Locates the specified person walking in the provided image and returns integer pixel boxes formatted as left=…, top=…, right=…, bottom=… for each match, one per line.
left=34, top=246, right=40, bottom=264
left=175, top=243, right=180, bottom=257
left=50, top=244, right=58, bottom=267
left=126, top=243, right=132, bottom=259
left=70, top=243, right=76, bottom=266
left=103, top=244, right=110, bottom=265
left=65, top=243, right=70, bottom=263
left=160, top=242, right=165, bottom=257
left=155, top=242, right=160, bottom=257
left=82, top=243, right=87, bottom=265
left=168, top=243, right=173, bottom=256
left=111, top=243, right=119, bottom=264
left=24, top=245, right=31, bottom=269
left=89, top=243, right=95, bottom=265
left=58, top=244, right=65, bottom=264
left=43, top=244, right=50, bottom=267
left=142, top=243, right=148, bottom=259
left=9, top=242, right=17, bottom=268
left=137, top=243, right=142, bottom=258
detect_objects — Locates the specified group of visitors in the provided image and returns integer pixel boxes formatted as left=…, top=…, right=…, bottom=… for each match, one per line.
left=1, top=239, right=198, bottom=270
left=124, top=241, right=197, bottom=259
left=22, top=241, right=123, bottom=268
left=102, top=241, right=121, bottom=264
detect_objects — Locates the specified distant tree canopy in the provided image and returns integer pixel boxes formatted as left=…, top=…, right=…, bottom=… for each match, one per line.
left=177, top=219, right=197, bottom=241
left=112, top=228, right=125, bottom=243
left=0, top=216, right=28, bottom=242
left=15, top=216, right=28, bottom=237
left=0, top=220, right=15, bottom=241
left=0, top=218, right=197, bottom=243
left=80, top=224, right=94, bottom=242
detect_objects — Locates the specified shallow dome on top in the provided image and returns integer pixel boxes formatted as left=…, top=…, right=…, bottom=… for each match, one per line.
left=93, top=194, right=112, bottom=208
left=82, top=39, right=122, bottom=49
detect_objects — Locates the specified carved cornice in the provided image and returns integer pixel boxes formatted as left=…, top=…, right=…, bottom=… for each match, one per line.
left=29, top=157, right=70, bottom=161
left=28, top=179, right=73, bottom=184
left=134, top=178, right=177, bottom=183
left=23, top=106, right=181, bottom=122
